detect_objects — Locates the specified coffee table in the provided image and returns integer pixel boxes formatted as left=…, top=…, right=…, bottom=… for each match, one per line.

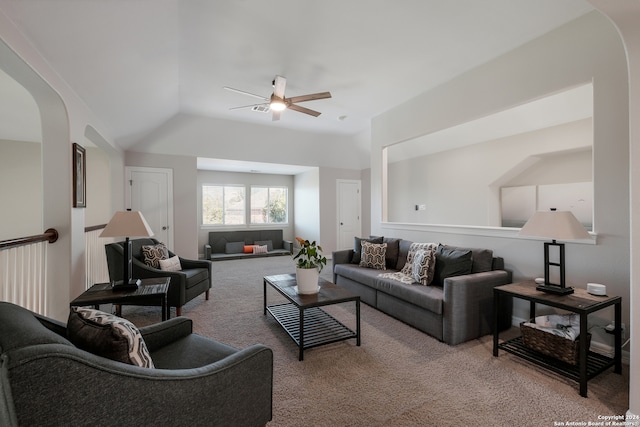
left=70, top=277, right=171, bottom=321
left=263, top=274, right=361, bottom=360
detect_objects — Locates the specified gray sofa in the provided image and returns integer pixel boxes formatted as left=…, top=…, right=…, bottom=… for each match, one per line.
left=332, top=237, right=513, bottom=345
left=204, top=229, right=293, bottom=260
left=0, top=301, right=273, bottom=427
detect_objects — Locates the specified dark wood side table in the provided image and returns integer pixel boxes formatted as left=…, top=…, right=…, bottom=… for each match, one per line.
left=264, top=274, right=361, bottom=361
left=70, top=277, right=171, bottom=321
left=493, top=281, right=622, bottom=397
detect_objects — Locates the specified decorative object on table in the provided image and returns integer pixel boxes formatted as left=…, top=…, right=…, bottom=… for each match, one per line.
left=293, top=237, right=327, bottom=294
left=520, top=314, right=590, bottom=366
left=587, top=282, right=607, bottom=296
left=100, top=210, right=154, bottom=291
left=519, top=208, right=591, bottom=295
left=72, top=142, right=86, bottom=208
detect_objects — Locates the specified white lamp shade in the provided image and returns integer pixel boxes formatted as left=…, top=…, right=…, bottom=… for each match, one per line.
left=519, top=210, right=591, bottom=241
left=99, top=210, right=154, bottom=238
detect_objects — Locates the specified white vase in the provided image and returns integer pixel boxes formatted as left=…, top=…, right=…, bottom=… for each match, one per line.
left=296, top=266, right=319, bottom=294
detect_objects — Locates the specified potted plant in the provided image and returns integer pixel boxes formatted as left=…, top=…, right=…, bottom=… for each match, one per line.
left=293, top=237, right=327, bottom=294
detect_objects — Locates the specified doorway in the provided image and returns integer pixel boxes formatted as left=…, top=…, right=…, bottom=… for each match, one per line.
left=125, top=166, right=174, bottom=249
left=337, top=179, right=361, bottom=250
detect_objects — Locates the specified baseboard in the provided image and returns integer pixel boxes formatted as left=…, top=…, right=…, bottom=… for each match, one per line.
left=510, top=316, right=629, bottom=365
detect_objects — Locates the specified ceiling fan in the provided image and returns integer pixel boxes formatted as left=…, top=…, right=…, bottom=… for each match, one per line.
left=224, top=75, right=332, bottom=121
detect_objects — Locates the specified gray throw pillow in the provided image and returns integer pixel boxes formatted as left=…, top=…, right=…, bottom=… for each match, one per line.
left=432, top=245, right=473, bottom=287
left=255, top=240, right=273, bottom=252
left=225, top=241, right=245, bottom=254
left=442, top=245, right=494, bottom=273
left=351, top=236, right=384, bottom=264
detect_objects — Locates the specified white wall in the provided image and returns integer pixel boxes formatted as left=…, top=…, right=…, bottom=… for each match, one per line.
left=294, top=169, right=321, bottom=248
left=0, top=140, right=41, bottom=239
left=125, top=151, right=198, bottom=259
left=372, top=11, right=629, bottom=349
left=387, top=119, right=592, bottom=225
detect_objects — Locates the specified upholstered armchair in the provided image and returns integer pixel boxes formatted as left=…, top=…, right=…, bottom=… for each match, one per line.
left=0, top=302, right=273, bottom=427
left=106, top=238, right=212, bottom=316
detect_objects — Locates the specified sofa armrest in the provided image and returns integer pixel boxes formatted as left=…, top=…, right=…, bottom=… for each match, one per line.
left=283, top=240, right=293, bottom=253
left=140, top=317, right=193, bottom=352
left=332, top=249, right=353, bottom=266
left=8, top=342, right=273, bottom=427
left=179, top=257, right=212, bottom=270
left=332, top=249, right=354, bottom=282
left=442, top=269, right=512, bottom=345
left=204, top=243, right=212, bottom=259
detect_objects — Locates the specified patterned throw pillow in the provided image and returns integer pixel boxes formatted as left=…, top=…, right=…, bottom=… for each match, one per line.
left=67, top=307, right=155, bottom=368
left=141, top=243, right=169, bottom=268
left=401, top=242, right=438, bottom=277
left=159, top=255, right=181, bottom=271
left=253, top=245, right=268, bottom=254
left=359, top=241, right=387, bottom=270
left=411, top=248, right=437, bottom=285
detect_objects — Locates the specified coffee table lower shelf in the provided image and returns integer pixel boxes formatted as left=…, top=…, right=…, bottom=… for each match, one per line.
left=267, top=303, right=358, bottom=358
left=498, top=336, right=615, bottom=383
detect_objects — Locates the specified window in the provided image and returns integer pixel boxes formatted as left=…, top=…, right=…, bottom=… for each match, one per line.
left=251, top=186, right=288, bottom=224
left=202, top=185, right=245, bottom=225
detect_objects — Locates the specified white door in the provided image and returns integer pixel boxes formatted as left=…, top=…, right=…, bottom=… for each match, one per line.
left=337, top=179, right=361, bottom=250
left=125, top=167, right=174, bottom=249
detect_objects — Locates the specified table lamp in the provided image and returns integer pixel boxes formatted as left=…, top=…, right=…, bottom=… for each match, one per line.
left=518, top=208, right=591, bottom=295
left=100, top=210, right=154, bottom=291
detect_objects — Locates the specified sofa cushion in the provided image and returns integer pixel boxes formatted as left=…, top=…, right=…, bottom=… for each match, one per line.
left=67, top=307, right=155, bottom=368
left=351, top=236, right=384, bottom=264
left=255, top=240, right=273, bottom=252
left=335, top=263, right=386, bottom=289
left=400, top=242, right=438, bottom=278
left=360, top=241, right=387, bottom=270
left=141, top=243, right=169, bottom=268
left=225, top=241, right=245, bottom=254
left=412, top=248, right=437, bottom=285
left=433, top=245, right=473, bottom=286
left=441, top=245, right=494, bottom=273
left=158, top=255, right=181, bottom=271
left=382, top=237, right=401, bottom=270
left=253, top=245, right=268, bottom=254
left=243, top=245, right=255, bottom=253
left=396, top=239, right=414, bottom=270
left=375, top=277, right=444, bottom=314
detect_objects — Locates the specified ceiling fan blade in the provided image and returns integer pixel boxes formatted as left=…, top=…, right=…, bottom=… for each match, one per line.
left=272, top=110, right=281, bottom=121
left=273, top=75, right=287, bottom=98
left=229, top=103, right=268, bottom=111
left=223, top=86, right=269, bottom=101
left=288, top=103, right=321, bottom=117
left=286, top=92, right=332, bottom=104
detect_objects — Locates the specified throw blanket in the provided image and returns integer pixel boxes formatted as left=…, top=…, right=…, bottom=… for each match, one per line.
left=523, top=314, right=580, bottom=341
left=378, top=242, right=438, bottom=285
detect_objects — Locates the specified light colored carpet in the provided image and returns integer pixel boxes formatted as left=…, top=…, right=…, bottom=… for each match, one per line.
left=123, top=257, right=629, bottom=427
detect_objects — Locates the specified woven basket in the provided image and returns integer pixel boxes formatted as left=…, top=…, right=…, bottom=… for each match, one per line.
left=520, top=322, right=590, bottom=365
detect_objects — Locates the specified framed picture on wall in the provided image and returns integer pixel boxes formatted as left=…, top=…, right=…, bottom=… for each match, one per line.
left=73, top=142, right=86, bottom=208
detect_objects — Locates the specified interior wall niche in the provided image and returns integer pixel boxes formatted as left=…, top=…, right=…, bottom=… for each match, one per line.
left=384, top=83, right=593, bottom=230
left=0, top=67, right=42, bottom=240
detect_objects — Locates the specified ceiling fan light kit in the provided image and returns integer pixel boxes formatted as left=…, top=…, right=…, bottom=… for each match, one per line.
left=226, top=75, right=331, bottom=121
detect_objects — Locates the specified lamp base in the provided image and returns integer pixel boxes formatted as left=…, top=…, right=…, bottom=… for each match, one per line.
left=536, top=284, right=574, bottom=295
left=112, top=279, right=141, bottom=292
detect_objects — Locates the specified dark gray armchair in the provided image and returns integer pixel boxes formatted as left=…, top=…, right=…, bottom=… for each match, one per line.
left=0, top=302, right=273, bottom=427
left=106, top=238, right=212, bottom=316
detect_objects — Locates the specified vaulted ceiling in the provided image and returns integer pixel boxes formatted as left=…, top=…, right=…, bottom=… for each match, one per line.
left=1, top=0, right=594, bottom=149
